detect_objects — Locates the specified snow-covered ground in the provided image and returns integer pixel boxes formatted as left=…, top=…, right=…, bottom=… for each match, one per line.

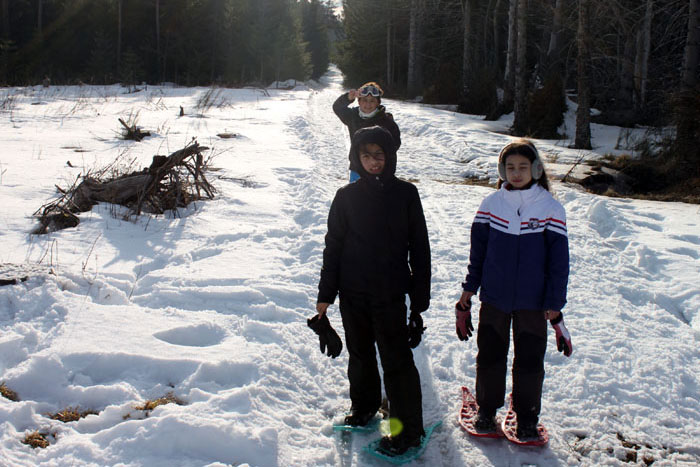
left=0, top=66, right=698, bottom=466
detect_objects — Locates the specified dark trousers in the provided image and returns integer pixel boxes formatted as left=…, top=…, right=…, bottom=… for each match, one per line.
left=475, top=302, right=547, bottom=422
left=339, top=295, right=423, bottom=438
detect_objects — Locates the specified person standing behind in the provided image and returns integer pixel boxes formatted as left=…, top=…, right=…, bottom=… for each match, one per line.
left=315, top=126, right=430, bottom=455
left=457, top=139, right=573, bottom=439
left=332, top=82, right=401, bottom=182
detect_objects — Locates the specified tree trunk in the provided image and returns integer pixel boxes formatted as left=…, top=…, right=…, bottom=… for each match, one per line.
left=117, top=0, right=123, bottom=75
left=155, top=0, right=161, bottom=82
left=37, top=0, right=42, bottom=38
left=676, top=0, right=700, bottom=174
left=462, top=0, right=472, bottom=98
left=682, top=0, right=699, bottom=89
left=483, top=0, right=494, bottom=68
left=386, top=15, right=392, bottom=87
left=512, top=0, right=528, bottom=135
left=2, top=0, right=10, bottom=39
left=634, top=0, right=653, bottom=111
left=407, top=0, right=422, bottom=96
left=503, top=0, right=517, bottom=109
left=575, top=0, right=592, bottom=149
left=493, top=0, right=502, bottom=72
left=618, top=33, right=635, bottom=112
left=547, top=0, right=563, bottom=66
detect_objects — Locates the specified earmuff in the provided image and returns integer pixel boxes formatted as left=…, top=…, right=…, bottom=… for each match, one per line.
left=497, top=142, right=544, bottom=181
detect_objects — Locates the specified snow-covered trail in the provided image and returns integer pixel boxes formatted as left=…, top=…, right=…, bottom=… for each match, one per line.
left=291, top=70, right=700, bottom=465
left=0, top=65, right=698, bottom=466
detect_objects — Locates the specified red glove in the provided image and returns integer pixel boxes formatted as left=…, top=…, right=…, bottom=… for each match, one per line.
left=550, top=314, right=572, bottom=357
left=455, top=301, right=473, bottom=341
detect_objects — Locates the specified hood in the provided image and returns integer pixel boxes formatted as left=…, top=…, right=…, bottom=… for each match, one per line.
left=349, top=126, right=397, bottom=184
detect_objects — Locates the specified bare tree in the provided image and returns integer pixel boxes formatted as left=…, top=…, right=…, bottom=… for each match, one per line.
left=575, top=0, right=592, bottom=149
left=512, top=0, right=528, bottom=135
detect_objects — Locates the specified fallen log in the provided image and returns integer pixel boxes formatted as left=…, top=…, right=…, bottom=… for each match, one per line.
left=34, top=141, right=213, bottom=233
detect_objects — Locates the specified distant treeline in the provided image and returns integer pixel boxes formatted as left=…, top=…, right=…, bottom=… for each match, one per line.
left=1, top=0, right=698, bottom=159
left=0, top=0, right=338, bottom=87
left=335, top=0, right=698, bottom=173
left=336, top=0, right=697, bottom=130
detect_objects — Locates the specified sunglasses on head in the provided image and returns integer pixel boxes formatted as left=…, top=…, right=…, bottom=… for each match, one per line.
left=358, top=85, right=382, bottom=97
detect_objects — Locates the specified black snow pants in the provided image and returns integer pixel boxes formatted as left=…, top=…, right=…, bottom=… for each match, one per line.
left=475, top=302, right=547, bottom=423
left=339, top=295, right=423, bottom=438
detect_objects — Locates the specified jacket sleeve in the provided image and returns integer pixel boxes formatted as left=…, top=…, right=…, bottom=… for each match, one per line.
left=462, top=198, right=490, bottom=293
left=332, top=93, right=355, bottom=126
left=407, top=185, right=431, bottom=313
left=543, top=203, right=569, bottom=311
left=317, top=191, right=346, bottom=304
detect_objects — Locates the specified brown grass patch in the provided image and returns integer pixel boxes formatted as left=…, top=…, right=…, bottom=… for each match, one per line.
left=129, top=392, right=185, bottom=418
left=48, top=407, right=99, bottom=423
left=588, top=177, right=700, bottom=204
left=22, top=431, right=50, bottom=449
left=0, top=382, right=19, bottom=401
left=430, top=176, right=494, bottom=187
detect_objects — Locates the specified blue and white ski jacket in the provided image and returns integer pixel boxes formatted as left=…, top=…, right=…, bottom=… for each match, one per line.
left=462, top=183, right=569, bottom=313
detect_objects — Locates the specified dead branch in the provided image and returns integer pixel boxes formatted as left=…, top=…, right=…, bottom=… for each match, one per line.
left=33, top=141, right=213, bottom=234
left=119, top=118, right=151, bottom=141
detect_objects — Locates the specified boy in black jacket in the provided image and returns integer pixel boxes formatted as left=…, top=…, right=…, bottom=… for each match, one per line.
left=315, top=126, right=431, bottom=455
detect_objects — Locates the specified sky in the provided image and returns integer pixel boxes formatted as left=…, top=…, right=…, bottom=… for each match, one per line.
left=0, top=66, right=699, bottom=466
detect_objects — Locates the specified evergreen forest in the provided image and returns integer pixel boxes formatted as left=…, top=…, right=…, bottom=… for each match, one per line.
left=1, top=0, right=698, bottom=194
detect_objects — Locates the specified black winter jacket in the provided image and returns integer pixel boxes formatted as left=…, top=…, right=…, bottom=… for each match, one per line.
left=332, top=93, right=402, bottom=172
left=317, top=127, right=430, bottom=313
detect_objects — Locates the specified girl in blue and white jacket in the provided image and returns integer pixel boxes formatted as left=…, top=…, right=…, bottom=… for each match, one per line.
left=456, top=140, right=572, bottom=440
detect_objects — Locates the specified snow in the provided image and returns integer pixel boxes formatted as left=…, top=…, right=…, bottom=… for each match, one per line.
left=1, top=65, right=699, bottom=466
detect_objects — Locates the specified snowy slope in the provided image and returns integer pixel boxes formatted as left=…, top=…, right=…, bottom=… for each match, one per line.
left=0, top=66, right=698, bottom=466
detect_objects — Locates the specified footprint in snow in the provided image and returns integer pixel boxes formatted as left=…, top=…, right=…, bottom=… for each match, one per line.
left=153, top=323, right=226, bottom=347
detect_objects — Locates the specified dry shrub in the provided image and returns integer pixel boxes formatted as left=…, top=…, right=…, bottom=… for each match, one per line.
left=48, top=407, right=98, bottom=423
left=22, top=431, right=50, bottom=449
left=134, top=392, right=185, bottom=416
left=0, top=382, right=19, bottom=401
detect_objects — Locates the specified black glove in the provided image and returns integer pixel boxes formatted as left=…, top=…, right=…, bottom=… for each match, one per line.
left=549, top=313, right=572, bottom=357
left=455, top=301, right=474, bottom=341
left=307, top=314, right=343, bottom=358
left=407, top=311, right=426, bottom=349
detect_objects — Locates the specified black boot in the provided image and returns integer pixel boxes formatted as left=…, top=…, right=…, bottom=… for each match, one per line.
left=516, top=415, right=539, bottom=439
left=377, top=429, right=424, bottom=456
left=344, top=410, right=375, bottom=427
left=474, top=408, right=497, bottom=432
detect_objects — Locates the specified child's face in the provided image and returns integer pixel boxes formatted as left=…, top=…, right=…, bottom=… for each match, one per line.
left=358, top=96, right=379, bottom=114
left=504, top=153, right=533, bottom=188
left=359, top=143, right=386, bottom=175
